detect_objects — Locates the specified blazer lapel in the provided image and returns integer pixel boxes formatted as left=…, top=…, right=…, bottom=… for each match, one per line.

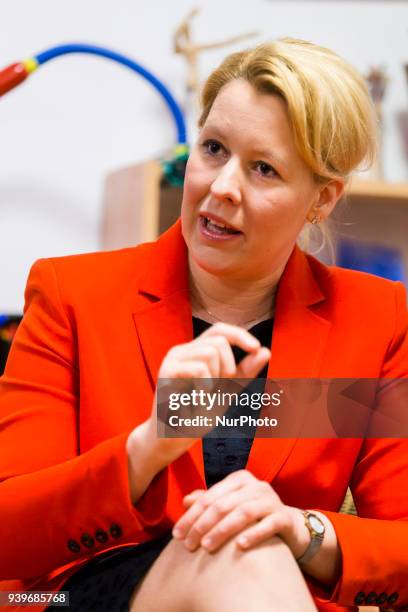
left=133, top=291, right=193, bottom=386
left=132, top=220, right=191, bottom=384
left=246, top=247, right=332, bottom=483
left=132, top=221, right=207, bottom=485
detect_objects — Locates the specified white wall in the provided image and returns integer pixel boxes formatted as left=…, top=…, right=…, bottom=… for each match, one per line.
left=1, top=0, right=407, bottom=312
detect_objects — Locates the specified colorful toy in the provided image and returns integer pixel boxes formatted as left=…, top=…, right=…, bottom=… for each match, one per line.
left=0, top=43, right=187, bottom=144
left=0, top=43, right=191, bottom=324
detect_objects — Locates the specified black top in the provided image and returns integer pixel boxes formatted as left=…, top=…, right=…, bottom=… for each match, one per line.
left=47, top=316, right=274, bottom=612
left=195, top=316, right=274, bottom=488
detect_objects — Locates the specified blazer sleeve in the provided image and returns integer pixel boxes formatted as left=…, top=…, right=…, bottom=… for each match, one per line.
left=313, top=281, right=408, bottom=610
left=0, top=259, right=170, bottom=582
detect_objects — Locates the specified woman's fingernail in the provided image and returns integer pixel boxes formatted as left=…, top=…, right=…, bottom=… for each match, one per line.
left=237, top=536, right=248, bottom=547
left=172, top=528, right=182, bottom=538
left=202, top=537, right=212, bottom=548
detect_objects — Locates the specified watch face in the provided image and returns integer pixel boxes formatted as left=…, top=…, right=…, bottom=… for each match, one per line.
left=309, top=515, right=325, bottom=534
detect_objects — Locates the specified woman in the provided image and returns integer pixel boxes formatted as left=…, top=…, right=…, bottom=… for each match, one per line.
left=0, top=38, right=407, bottom=612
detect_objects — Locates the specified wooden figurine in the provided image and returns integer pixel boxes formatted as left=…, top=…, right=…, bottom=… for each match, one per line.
left=366, top=66, right=388, bottom=181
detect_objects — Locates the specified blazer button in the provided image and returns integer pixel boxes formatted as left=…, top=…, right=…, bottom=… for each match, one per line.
left=67, top=539, right=81, bottom=553
left=388, top=592, right=399, bottom=605
left=81, top=533, right=95, bottom=548
left=95, top=529, right=109, bottom=543
left=365, top=592, right=377, bottom=605
left=354, top=592, right=366, bottom=606
left=376, top=592, right=388, bottom=605
left=109, top=523, right=123, bottom=539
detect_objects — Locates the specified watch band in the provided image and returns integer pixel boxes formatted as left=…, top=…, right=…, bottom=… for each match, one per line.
left=296, top=510, right=325, bottom=566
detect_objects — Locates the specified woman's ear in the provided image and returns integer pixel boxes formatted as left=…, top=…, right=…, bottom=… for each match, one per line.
left=307, top=178, right=345, bottom=223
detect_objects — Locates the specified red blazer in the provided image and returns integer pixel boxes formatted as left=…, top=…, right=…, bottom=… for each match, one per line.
left=1, top=219, right=408, bottom=612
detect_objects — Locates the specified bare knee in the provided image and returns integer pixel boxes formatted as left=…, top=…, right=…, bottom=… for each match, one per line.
left=129, top=538, right=201, bottom=612
left=188, top=533, right=302, bottom=584
left=130, top=535, right=311, bottom=612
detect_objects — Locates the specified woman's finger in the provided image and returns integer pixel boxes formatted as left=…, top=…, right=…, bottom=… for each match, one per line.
left=175, top=344, right=221, bottom=378
left=198, top=335, right=237, bottom=377
left=235, top=511, right=291, bottom=550
left=182, top=489, right=206, bottom=507
left=182, top=489, right=271, bottom=552
left=173, top=471, right=252, bottom=539
left=200, top=322, right=261, bottom=354
left=236, top=346, right=271, bottom=378
left=162, top=336, right=236, bottom=380
left=161, top=360, right=212, bottom=380
left=173, top=471, right=259, bottom=541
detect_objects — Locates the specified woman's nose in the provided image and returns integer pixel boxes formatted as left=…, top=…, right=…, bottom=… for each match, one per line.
left=210, top=159, right=242, bottom=205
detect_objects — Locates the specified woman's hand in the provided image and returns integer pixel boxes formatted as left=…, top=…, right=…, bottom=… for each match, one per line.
left=141, top=323, right=271, bottom=466
left=126, top=323, right=271, bottom=503
left=171, top=470, right=310, bottom=559
left=158, top=321, right=270, bottom=380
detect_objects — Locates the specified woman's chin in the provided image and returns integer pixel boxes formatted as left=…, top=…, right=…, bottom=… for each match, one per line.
left=190, top=247, right=236, bottom=276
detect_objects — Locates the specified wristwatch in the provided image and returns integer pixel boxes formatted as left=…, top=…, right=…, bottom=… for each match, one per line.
left=296, top=510, right=325, bottom=566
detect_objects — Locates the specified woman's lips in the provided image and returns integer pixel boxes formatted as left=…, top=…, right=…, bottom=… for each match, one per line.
left=198, top=215, right=243, bottom=241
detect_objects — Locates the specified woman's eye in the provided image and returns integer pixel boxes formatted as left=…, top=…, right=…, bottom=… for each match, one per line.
left=254, top=161, right=277, bottom=178
left=202, top=140, right=224, bottom=156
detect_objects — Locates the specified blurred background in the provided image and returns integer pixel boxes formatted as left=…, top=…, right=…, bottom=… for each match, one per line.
left=1, top=0, right=408, bottom=368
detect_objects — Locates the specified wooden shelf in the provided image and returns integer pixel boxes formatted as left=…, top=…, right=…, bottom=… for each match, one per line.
left=347, top=180, right=408, bottom=202
left=101, top=162, right=408, bottom=251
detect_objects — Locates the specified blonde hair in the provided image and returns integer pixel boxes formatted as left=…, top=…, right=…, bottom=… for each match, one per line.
left=199, top=37, right=378, bottom=183
left=198, top=38, right=378, bottom=255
